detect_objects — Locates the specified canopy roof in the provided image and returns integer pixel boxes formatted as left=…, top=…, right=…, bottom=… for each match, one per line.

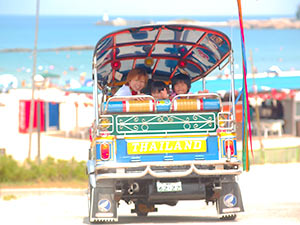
left=93, top=24, right=231, bottom=88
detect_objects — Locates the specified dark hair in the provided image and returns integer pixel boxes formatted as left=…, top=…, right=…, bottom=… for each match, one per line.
left=151, top=80, right=167, bottom=94
left=171, top=73, right=191, bottom=92
left=141, top=78, right=153, bottom=95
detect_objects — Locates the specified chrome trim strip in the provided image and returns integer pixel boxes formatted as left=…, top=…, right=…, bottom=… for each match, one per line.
left=95, top=159, right=240, bottom=168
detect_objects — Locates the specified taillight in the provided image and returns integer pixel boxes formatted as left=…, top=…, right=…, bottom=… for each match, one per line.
left=89, top=128, right=92, bottom=142
left=225, top=139, right=235, bottom=156
left=100, top=143, right=110, bottom=160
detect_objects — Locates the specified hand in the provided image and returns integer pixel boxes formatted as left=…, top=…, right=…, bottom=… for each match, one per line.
left=135, top=92, right=148, bottom=101
left=198, top=90, right=209, bottom=93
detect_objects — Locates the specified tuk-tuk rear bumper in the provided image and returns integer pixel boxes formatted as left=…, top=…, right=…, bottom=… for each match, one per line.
left=94, top=160, right=242, bottom=180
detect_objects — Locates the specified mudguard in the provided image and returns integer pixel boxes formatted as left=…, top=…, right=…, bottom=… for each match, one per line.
left=216, top=181, right=244, bottom=214
left=89, top=181, right=118, bottom=223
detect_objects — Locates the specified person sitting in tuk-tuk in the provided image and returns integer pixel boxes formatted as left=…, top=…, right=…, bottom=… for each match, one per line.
left=114, top=68, right=148, bottom=96
left=170, top=73, right=191, bottom=99
left=150, top=80, right=169, bottom=99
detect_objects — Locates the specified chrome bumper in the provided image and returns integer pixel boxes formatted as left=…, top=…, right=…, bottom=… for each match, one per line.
left=95, top=160, right=242, bottom=180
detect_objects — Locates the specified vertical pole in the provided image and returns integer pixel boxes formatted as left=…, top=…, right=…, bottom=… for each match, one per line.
left=28, top=0, right=40, bottom=160
left=93, top=56, right=99, bottom=126
left=230, top=51, right=236, bottom=125
left=75, top=102, right=79, bottom=134
left=292, top=99, right=296, bottom=136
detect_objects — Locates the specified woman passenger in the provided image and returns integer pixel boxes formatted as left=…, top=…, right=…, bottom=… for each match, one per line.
left=114, top=68, right=148, bottom=96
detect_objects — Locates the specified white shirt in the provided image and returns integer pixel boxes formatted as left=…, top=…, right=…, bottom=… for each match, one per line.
left=114, top=85, right=132, bottom=96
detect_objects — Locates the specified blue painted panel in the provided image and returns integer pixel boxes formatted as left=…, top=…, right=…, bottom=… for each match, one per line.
left=45, top=102, right=59, bottom=130
left=96, top=143, right=100, bottom=160
left=48, top=102, right=59, bottom=128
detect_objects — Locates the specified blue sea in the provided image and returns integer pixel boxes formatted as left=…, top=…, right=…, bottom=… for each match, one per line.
left=0, top=15, right=300, bottom=87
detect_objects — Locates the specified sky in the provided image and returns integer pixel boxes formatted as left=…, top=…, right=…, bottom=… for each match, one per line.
left=0, top=0, right=299, bottom=16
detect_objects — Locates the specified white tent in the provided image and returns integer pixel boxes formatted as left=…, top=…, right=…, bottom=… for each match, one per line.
left=0, top=74, right=18, bottom=92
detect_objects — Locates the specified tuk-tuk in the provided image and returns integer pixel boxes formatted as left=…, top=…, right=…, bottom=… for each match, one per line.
left=87, top=24, right=244, bottom=223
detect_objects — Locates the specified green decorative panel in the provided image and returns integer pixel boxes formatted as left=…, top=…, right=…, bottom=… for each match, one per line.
left=115, top=112, right=216, bottom=135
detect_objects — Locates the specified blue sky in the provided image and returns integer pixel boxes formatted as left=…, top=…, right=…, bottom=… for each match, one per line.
left=0, top=0, right=299, bottom=16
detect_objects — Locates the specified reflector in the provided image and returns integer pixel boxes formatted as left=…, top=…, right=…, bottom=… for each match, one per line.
left=178, top=46, right=187, bottom=55
left=144, top=57, right=154, bottom=67
left=111, top=61, right=121, bottom=70
left=100, top=143, right=110, bottom=160
left=178, top=59, right=187, bottom=68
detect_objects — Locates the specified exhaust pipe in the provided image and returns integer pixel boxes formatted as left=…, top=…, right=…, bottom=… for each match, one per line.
left=128, top=182, right=139, bottom=195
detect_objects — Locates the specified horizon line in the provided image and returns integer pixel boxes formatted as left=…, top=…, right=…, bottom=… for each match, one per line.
left=0, top=13, right=295, bottom=17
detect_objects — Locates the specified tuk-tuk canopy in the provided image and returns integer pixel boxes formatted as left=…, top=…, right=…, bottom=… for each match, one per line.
left=93, top=24, right=231, bottom=89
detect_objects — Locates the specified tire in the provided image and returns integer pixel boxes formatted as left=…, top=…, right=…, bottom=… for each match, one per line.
left=137, top=211, right=148, bottom=217
left=134, top=201, right=153, bottom=217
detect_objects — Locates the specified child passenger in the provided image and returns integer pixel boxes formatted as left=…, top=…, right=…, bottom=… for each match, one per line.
left=150, top=80, right=169, bottom=99
left=114, top=68, right=148, bottom=96
left=170, top=73, right=191, bottom=98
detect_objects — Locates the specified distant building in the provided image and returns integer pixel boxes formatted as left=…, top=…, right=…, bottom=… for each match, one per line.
left=103, top=12, right=109, bottom=22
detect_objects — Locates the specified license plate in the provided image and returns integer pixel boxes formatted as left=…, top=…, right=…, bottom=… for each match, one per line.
left=156, top=181, right=182, bottom=192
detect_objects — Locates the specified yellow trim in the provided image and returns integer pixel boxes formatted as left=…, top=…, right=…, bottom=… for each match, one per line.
left=94, top=136, right=115, bottom=141
left=218, top=132, right=236, bottom=137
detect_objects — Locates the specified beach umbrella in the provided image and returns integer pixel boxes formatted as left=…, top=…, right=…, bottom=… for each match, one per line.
left=34, top=74, right=45, bottom=87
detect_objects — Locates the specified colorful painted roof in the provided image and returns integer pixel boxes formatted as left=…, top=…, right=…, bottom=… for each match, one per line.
left=93, top=24, right=231, bottom=88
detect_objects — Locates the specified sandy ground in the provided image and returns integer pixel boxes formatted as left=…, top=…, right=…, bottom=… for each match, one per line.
left=0, top=163, right=300, bottom=225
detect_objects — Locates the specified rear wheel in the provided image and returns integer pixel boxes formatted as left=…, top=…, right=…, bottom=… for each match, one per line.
left=135, top=202, right=149, bottom=216
left=134, top=201, right=156, bottom=217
